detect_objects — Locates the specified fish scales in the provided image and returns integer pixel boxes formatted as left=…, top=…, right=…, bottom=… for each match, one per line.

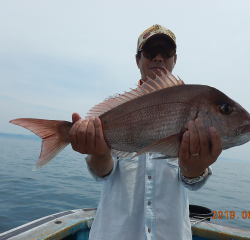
left=100, top=85, right=212, bottom=153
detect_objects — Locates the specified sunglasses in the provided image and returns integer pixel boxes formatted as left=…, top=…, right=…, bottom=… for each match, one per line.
left=139, top=45, right=176, bottom=59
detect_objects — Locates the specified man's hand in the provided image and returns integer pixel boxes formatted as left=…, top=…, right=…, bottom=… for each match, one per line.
left=69, top=112, right=111, bottom=156
left=69, top=112, right=113, bottom=177
left=178, top=118, right=222, bottom=178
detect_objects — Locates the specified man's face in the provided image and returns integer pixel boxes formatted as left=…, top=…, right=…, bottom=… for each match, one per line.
left=136, top=37, right=177, bottom=81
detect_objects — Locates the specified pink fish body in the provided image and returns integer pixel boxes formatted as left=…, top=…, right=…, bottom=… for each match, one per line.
left=10, top=70, right=250, bottom=169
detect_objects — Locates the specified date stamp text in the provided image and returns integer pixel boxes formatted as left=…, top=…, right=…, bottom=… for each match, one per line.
left=212, top=211, right=250, bottom=219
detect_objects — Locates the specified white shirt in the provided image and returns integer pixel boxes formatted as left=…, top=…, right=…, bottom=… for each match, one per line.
left=87, top=153, right=212, bottom=240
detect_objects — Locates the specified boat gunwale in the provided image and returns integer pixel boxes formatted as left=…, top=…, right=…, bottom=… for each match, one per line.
left=0, top=208, right=96, bottom=240
left=191, top=217, right=250, bottom=239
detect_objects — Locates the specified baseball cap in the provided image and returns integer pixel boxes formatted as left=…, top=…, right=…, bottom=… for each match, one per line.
left=136, top=24, right=176, bottom=52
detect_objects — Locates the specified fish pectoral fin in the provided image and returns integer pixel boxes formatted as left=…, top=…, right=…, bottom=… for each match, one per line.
left=132, top=133, right=183, bottom=159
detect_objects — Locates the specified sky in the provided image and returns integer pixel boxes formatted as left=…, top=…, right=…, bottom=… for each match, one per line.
left=1, top=0, right=250, bottom=160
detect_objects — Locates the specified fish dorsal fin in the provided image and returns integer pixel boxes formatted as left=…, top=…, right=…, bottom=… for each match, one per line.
left=87, top=68, right=184, bottom=117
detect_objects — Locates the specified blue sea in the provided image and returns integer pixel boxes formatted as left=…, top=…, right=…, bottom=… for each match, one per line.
left=0, top=134, right=250, bottom=234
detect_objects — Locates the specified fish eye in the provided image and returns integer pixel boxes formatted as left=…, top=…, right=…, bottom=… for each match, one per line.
left=220, top=104, right=233, bottom=115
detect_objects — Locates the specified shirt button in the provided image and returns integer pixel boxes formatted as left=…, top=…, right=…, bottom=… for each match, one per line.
left=148, top=175, right=151, bottom=179
left=148, top=228, right=151, bottom=233
left=147, top=201, right=151, bottom=205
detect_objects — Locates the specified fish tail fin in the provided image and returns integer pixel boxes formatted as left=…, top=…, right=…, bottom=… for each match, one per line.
left=9, top=118, right=73, bottom=170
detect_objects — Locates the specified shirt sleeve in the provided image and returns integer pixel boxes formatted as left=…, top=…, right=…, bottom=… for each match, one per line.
left=178, top=166, right=212, bottom=191
left=85, top=156, right=118, bottom=182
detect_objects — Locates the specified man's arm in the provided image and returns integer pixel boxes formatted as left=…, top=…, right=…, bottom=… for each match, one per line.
left=69, top=113, right=113, bottom=177
left=178, top=118, right=222, bottom=179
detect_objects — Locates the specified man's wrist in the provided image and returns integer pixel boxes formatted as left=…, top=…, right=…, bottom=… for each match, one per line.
left=87, top=153, right=113, bottom=177
left=180, top=169, right=207, bottom=184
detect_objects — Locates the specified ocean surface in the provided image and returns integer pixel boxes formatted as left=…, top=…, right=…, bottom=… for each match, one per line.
left=0, top=134, right=250, bottom=234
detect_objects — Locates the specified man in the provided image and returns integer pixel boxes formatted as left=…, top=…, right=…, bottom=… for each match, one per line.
left=69, top=24, right=222, bottom=240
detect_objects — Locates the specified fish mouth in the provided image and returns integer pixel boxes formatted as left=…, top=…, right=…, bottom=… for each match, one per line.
left=237, top=124, right=250, bottom=134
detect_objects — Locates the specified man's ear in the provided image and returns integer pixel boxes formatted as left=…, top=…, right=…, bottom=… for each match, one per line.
left=135, top=54, right=140, bottom=68
left=174, top=54, right=177, bottom=65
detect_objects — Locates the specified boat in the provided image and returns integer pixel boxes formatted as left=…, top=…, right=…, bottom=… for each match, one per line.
left=0, top=206, right=250, bottom=240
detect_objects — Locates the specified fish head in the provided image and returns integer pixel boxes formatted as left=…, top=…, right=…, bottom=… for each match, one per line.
left=200, top=87, right=250, bottom=150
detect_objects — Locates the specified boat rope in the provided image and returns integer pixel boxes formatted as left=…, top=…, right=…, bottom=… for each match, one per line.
left=190, top=216, right=210, bottom=226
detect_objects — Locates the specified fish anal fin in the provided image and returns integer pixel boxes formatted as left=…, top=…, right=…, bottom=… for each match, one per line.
left=131, top=133, right=183, bottom=159
left=111, top=149, right=135, bottom=160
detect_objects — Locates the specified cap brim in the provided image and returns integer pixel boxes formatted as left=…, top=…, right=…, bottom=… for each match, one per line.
left=138, top=33, right=176, bottom=51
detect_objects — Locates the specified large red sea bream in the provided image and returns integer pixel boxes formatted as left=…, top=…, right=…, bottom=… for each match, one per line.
left=10, top=69, right=250, bottom=170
